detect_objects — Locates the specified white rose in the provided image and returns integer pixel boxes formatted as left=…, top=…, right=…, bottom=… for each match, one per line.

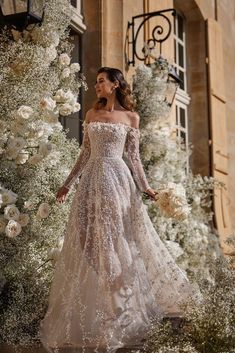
left=5, top=147, right=19, bottom=160
left=59, top=103, right=74, bottom=116
left=59, top=53, right=71, bottom=66
left=7, top=136, right=26, bottom=151
left=54, top=89, right=76, bottom=104
left=61, top=68, right=71, bottom=79
left=70, top=63, right=80, bottom=73
left=36, top=203, right=50, bottom=219
left=28, top=154, right=44, bottom=165
left=0, top=216, right=7, bottom=234
left=18, top=213, right=30, bottom=227
left=47, top=151, right=60, bottom=166
left=24, top=200, right=34, bottom=210
left=38, top=142, right=53, bottom=157
left=40, top=97, right=56, bottom=111
left=11, top=119, right=28, bottom=136
left=44, top=110, right=59, bottom=124
left=5, top=220, right=22, bottom=238
left=4, top=204, right=20, bottom=221
left=15, top=151, right=29, bottom=164
left=45, top=45, right=57, bottom=63
left=73, top=102, right=81, bottom=112
left=1, top=190, right=18, bottom=205
left=15, top=105, right=33, bottom=120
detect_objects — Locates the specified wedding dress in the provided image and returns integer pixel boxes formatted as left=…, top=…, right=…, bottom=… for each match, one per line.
left=40, top=120, right=199, bottom=353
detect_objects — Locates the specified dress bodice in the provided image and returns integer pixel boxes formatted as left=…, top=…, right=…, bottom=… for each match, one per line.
left=87, top=121, right=129, bottom=159
left=63, top=120, right=150, bottom=193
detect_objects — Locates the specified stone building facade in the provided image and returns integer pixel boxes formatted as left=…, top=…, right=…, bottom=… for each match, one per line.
left=69, top=0, right=235, bottom=255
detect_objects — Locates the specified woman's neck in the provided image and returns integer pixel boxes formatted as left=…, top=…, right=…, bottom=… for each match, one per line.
left=104, top=96, right=121, bottom=112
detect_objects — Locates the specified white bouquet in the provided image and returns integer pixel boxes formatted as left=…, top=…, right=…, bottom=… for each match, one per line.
left=155, top=182, right=191, bottom=221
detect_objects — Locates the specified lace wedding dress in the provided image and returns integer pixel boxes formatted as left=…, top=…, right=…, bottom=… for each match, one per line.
left=40, top=121, right=199, bottom=353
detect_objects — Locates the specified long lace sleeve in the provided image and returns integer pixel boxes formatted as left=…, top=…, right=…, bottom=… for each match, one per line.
left=63, top=121, right=91, bottom=189
left=124, top=127, right=150, bottom=193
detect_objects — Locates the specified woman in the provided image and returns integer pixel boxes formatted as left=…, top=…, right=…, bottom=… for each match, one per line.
left=40, top=67, right=198, bottom=353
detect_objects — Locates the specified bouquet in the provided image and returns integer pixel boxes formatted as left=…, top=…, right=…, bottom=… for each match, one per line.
left=155, top=182, right=191, bottom=221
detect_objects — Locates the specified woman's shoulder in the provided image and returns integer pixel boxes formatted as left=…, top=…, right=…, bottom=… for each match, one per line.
left=125, top=110, right=140, bottom=129
left=85, top=108, right=97, bottom=123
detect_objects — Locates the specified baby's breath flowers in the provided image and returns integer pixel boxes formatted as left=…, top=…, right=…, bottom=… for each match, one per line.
left=133, top=60, right=222, bottom=281
left=0, top=0, right=86, bottom=346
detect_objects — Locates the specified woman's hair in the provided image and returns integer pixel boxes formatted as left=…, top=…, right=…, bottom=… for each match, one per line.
left=93, top=67, right=135, bottom=111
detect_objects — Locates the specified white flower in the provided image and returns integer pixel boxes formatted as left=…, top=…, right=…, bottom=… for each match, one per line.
left=5, top=147, right=19, bottom=160
left=7, top=136, right=26, bottom=151
left=38, top=142, right=53, bottom=157
left=15, top=150, right=29, bottom=164
left=45, top=45, right=57, bottom=63
left=155, top=182, right=191, bottom=221
left=28, top=121, right=53, bottom=140
left=18, top=213, right=30, bottom=227
left=5, top=220, right=22, bottom=238
left=40, top=97, right=56, bottom=111
left=0, top=190, right=18, bottom=205
left=61, top=68, right=71, bottom=79
left=0, top=216, right=7, bottom=234
left=43, top=110, right=59, bottom=124
left=47, top=151, right=60, bottom=166
left=70, top=63, right=80, bottom=73
left=73, top=102, right=81, bottom=112
left=28, top=154, right=44, bottom=165
left=59, top=103, right=74, bottom=116
left=24, top=200, right=34, bottom=210
left=54, top=89, right=76, bottom=104
left=165, top=240, right=184, bottom=259
left=36, top=202, right=50, bottom=219
left=11, top=119, right=28, bottom=136
left=4, top=204, right=20, bottom=221
left=59, top=53, right=71, bottom=66
left=48, top=236, right=64, bottom=265
left=15, top=105, right=33, bottom=120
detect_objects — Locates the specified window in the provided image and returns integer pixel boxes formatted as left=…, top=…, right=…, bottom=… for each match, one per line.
left=173, top=12, right=190, bottom=170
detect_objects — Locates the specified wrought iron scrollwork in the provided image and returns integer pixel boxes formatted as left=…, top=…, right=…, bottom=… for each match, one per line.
left=125, top=8, right=176, bottom=67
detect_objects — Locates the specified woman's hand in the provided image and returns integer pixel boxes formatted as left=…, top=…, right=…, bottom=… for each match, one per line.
left=56, top=185, right=69, bottom=203
left=144, top=187, right=158, bottom=201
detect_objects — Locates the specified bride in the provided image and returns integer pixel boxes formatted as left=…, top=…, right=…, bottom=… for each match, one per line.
left=39, top=67, right=198, bottom=353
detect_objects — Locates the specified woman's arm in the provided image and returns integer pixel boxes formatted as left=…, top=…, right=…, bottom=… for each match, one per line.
left=124, top=112, right=157, bottom=200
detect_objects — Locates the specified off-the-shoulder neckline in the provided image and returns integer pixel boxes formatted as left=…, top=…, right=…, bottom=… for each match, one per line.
left=84, top=120, right=139, bottom=130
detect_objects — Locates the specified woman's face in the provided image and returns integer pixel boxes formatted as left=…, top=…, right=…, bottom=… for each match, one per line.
left=95, top=72, right=117, bottom=98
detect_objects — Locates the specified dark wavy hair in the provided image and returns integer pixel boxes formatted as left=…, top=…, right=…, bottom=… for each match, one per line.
left=93, top=67, right=135, bottom=111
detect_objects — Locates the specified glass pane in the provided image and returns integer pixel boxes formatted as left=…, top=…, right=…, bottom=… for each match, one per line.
left=180, top=107, right=185, bottom=128
left=178, top=14, right=184, bottom=40
left=176, top=106, right=178, bottom=124
left=30, top=0, right=44, bottom=17
left=180, top=130, right=186, bottom=144
left=70, top=0, right=77, bottom=7
left=178, top=43, right=184, bottom=68
left=1, top=0, right=27, bottom=15
left=179, top=70, right=184, bottom=90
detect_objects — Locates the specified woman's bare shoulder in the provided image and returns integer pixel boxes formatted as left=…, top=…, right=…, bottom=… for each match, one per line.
left=85, top=108, right=97, bottom=122
left=126, top=110, right=140, bottom=129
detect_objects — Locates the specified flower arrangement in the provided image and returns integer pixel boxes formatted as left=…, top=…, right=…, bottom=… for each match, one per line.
left=155, top=182, right=191, bottom=221
left=133, top=60, right=223, bottom=281
left=0, top=0, right=87, bottom=346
